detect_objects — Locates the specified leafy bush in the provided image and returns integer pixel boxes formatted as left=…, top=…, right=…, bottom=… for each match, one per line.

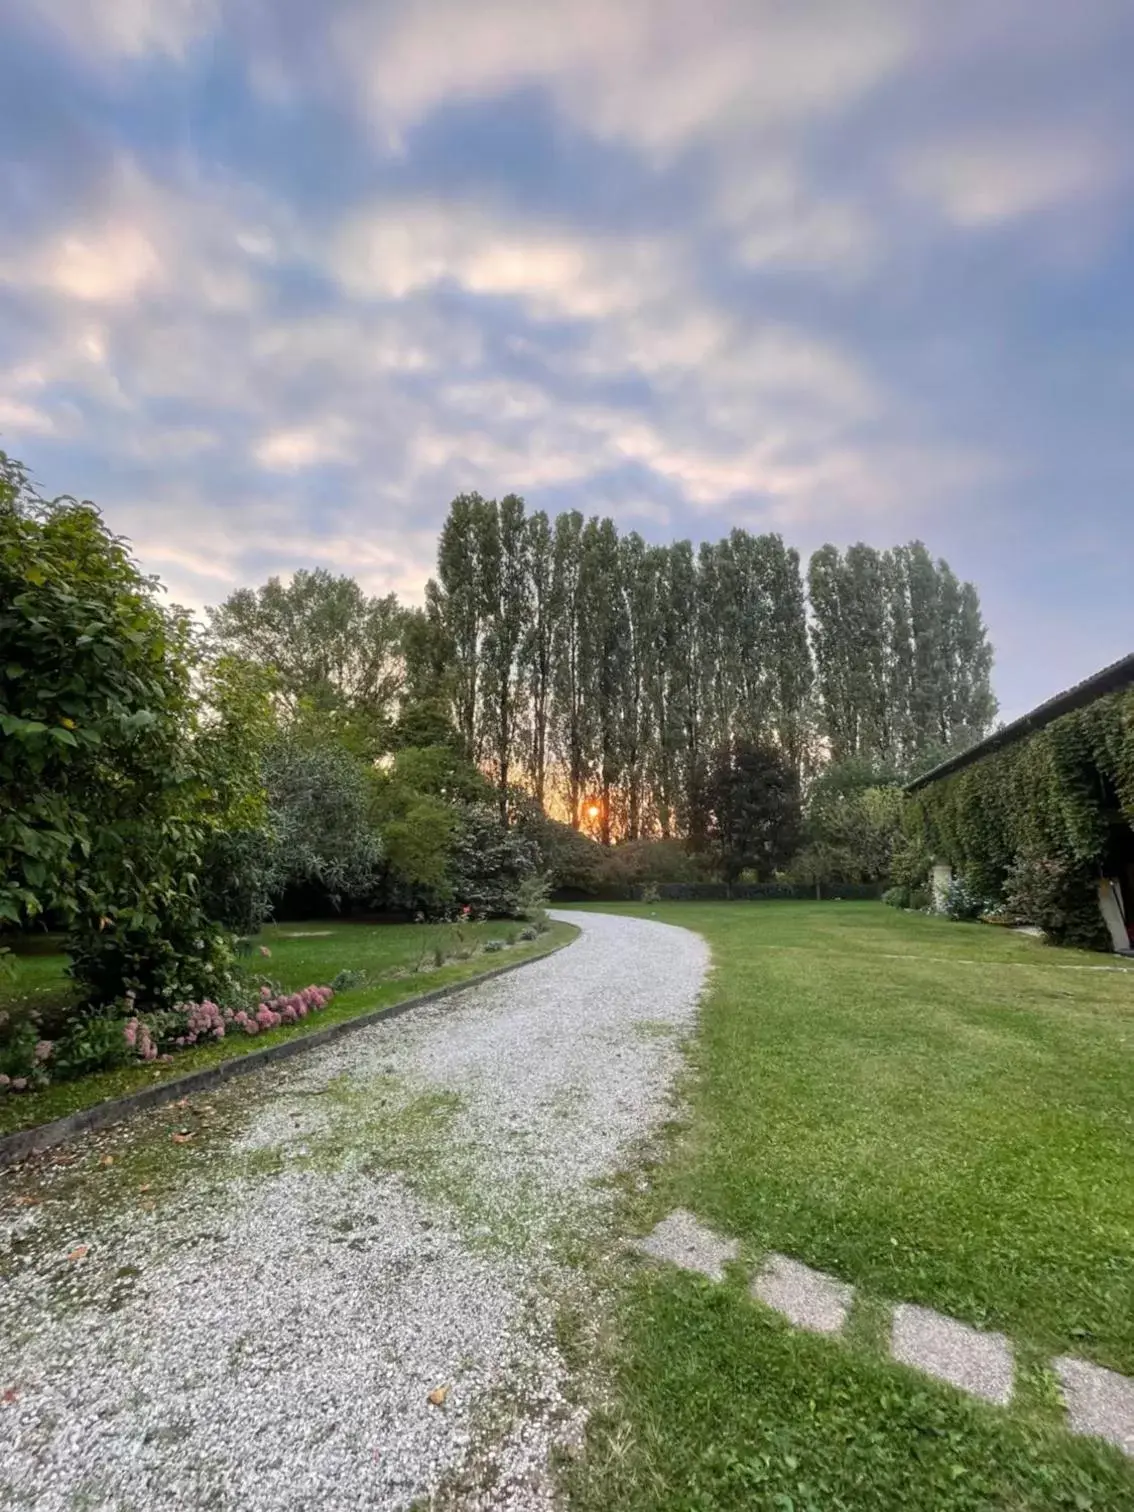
left=330, top=967, right=368, bottom=993
left=909, top=887, right=931, bottom=911
left=516, top=809, right=604, bottom=891
left=882, top=885, right=910, bottom=909
left=53, top=1011, right=147, bottom=1077
left=1002, top=852, right=1110, bottom=951
left=905, top=685, right=1134, bottom=949
left=940, top=876, right=988, bottom=921
left=483, top=938, right=505, bottom=953
left=447, top=806, right=541, bottom=917
left=640, top=882, right=661, bottom=905
left=0, top=1016, right=45, bottom=1088
left=69, top=910, right=239, bottom=1014
left=518, top=926, right=538, bottom=942
left=3, top=983, right=338, bottom=1093
left=263, top=736, right=384, bottom=906
left=597, top=837, right=714, bottom=890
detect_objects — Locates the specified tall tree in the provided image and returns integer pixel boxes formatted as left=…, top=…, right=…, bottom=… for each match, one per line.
left=578, top=517, right=629, bottom=845
left=550, top=511, right=591, bottom=829
left=520, top=509, right=559, bottom=809
left=207, top=569, right=405, bottom=733
left=478, top=494, right=530, bottom=820
left=618, top=531, right=659, bottom=839
left=705, top=739, right=803, bottom=884
left=433, top=493, right=492, bottom=760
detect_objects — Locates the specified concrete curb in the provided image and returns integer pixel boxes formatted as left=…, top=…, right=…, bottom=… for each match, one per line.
left=0, top=930, right=576, bottom=1169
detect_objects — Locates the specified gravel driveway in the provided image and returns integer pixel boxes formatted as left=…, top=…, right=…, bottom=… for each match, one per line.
left=0, top=910, right=708, bottom=1511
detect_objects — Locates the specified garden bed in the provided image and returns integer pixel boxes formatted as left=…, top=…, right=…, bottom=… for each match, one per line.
left=0, top=918, right=575, bottom=1138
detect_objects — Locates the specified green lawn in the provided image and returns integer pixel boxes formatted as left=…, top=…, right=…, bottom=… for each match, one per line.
left=0, top=916, right=573, bottom=1136
left=567, top=901, right=1134, bottom=1511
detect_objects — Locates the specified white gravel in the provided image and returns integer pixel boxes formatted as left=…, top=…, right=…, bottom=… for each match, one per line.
left=632, top=1209, right=739, bottom=1283
left=752, top=1254, right=855, bottom=1335
left=0, top=909, right=708, bottom=1511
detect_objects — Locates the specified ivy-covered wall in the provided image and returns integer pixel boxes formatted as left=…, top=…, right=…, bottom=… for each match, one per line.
left=905, top=686, right=1134, bottom=949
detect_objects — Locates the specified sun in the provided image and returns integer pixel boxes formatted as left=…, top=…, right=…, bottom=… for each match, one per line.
left=586, top=803, right=601, bottom=821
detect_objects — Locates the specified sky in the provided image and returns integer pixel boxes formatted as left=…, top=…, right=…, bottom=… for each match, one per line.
left=1, top=2, right=1132, bottom=723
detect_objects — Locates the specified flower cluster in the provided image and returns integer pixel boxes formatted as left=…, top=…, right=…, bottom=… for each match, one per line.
left=161, top=984, right=334, bottom=1049
left=1, top=984, right=336, bottom=1094
left=123, top=1017, right=158, bottom=1061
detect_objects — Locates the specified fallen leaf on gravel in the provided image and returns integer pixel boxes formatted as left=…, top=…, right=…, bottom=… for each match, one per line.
left=13, top=1195, right=39, bottom=1207
left=67, top=1245, right=89, bottom=1262
left=427, top=1385, right=450, bottom=1406
left=2, top=1387, right=17, bottom=1405
left=175, top=1098, right=189, bottom=1109
left=140, top=1200, right=156, bottom=1212
left=171, top=1132, right=194, bottom=1144
left=100, top=1156, right=114, bottom=1167
left=138, top=1183, right=152, bottom=1193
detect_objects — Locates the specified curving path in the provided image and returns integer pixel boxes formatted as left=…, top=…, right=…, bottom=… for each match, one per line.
left=0, top=910, right=708, bottom=1511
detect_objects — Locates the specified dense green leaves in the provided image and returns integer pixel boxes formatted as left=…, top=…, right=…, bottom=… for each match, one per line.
left=207, top=567, right=406, bottom=751
left=0, top=456, right=259, bottom=1007
left=705, top=740, right=803, bottom=884
left=808, top=542, right=996, bottom=768
left=427, top=497, right=990, bottom=840
left=907, top=688, right=1134, bottom=947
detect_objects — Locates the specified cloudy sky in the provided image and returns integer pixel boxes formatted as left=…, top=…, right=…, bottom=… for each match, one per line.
left=2, top=1, right=1132, bottom=720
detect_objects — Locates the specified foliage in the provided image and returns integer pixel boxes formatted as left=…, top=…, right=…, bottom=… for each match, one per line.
left=513, top=871, right=551, bottom=928
left=194, top=655, right=278, bottom=932
left=1002, top=851, right=1110, bottom=947
left=514, top=807, right=604, bottom=891
left=4, top=984, right=336, bottom=1092
left=907, top=686, right=1134, bottom=948
left=427, top=494, right=989, bottom=841
left=207, top=567, right=406, bottom=746
left=447, top=805, right=541, bottom=917
left=809, top=540, right=996, bottom=769
left=330, top=967, right=368, bottom=993
left=705, top=739, right=802, bottom=884
left=263, top=735, right=384, bottom=906
left=882, top=884, right=910, bottom=908
left=0, top=465, right=258, bottom=1010
left=939, top=875, right=988, bottom=921
left=599, top=837, right=711, bottom=888
left=792, top=761, right=906, bottom=886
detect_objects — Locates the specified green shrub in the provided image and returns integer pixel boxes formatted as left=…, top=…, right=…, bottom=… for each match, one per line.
left=483, top=938, right=505, bottom=953
left=330, top=967, right=368, bottom=993
left=882, top=885, right=910, bottom=909
left=1002, top=852, right=1110, bottom=951
left=906, top=685, right=1134, bottom=949
left=941, top=876, right=988, bottom=921
left=50, top=1011, right=137, bottom=1079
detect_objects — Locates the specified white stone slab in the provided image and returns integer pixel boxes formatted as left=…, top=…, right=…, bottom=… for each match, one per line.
left=1055, top=1356, right=1134, bottom=1456
left=632, top=1209, right=739, bottom=1281
left=751, top=1253, right=854, bottom=1335
left=890, top=1303, right=1013, bottom=1404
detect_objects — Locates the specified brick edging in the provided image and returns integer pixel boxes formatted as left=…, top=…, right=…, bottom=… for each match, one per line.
left=0, top=931, right=576, bottom=1169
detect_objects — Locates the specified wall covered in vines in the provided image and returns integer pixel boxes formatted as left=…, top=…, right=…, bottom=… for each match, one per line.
left=905, top=686, right=1134, bottom=949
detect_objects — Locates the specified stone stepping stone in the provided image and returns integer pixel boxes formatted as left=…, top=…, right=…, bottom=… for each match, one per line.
left=632, top=1209, right=739, bottom=1281
left=890, top=1303, right=1013, bottom=1405
left=751, top=1253, right=854, bottom=1335
left=1054, top=1356, right=1134, bottom=1456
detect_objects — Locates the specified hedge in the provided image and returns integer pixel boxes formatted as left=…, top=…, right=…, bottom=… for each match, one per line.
left=906, top=685, right=1134, bottom=949
left=551, top=881, right=884, bottom=904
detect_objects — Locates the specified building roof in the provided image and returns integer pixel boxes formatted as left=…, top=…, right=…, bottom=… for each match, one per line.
left=905, top=651, right=1134, bottom=793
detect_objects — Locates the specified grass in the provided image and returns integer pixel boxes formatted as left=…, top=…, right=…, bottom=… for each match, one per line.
left=564, top=901, right=1134, bottom=1511
left=0, top=917, right=575, bottom=1137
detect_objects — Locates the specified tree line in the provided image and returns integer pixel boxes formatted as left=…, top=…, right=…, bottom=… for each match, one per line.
left=209, top=494, right=997, bottom=844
